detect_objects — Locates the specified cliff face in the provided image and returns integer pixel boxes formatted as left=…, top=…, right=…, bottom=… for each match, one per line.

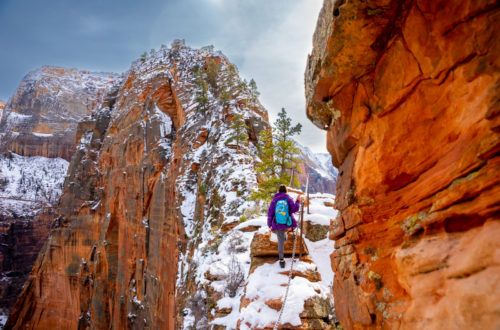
left=0, top=66, right=118, bottom=160
left=7, top=42, right=269, bottom=329
left=0, top=68, right=117, bottom=324
left=306, top=0, right=500, bottom=329
left=0, top=153, right=68, bottom=322
left=0, top=211, right=55, bottom=318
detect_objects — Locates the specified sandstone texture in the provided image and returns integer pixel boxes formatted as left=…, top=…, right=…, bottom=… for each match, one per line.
left=306, top=0, right=500, bottom=329
left=0, top=151, right=69, bottom=323
left=0, top=67, right=116, bottom=323
left=250, top=231, right=309, bottom=258
left=0, top=66, right=119, bottom=160
left=6, top=42, right=269, bottom=329
left=0, top=211, right=54, bottom=318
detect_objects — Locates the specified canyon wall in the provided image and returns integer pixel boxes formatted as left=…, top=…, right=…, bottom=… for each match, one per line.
left=306, top=0, right=500, bottom=328
left=6, top=42, right=269, bottom=329
left=0, top=210, right=55, bottom=318
left=0, top=69, right=118, bottom=323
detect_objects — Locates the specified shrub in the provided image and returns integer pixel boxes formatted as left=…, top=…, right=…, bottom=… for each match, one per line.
left=243, top=203, right=261, bottom=220
left=188, top=290, right=208, bottom=328
left=225, top=255, right=245, bottom=298
left=228, top=232, right=246, bottom=254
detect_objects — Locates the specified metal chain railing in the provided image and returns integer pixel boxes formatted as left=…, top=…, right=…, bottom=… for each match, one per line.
left=273, top=227, right=298, bottom=330
left=273, top=176, right=308, bottom=329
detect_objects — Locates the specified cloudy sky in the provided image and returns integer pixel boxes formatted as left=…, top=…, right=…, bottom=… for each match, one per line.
left=0, top=0, right=326, bottom=152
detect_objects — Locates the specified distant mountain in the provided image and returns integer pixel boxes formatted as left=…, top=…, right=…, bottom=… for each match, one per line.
left=296, top=142, right=338, bottom=194
left=0, top=101, right=4, bottom=121
left=0, top=66, right=119, bottom=160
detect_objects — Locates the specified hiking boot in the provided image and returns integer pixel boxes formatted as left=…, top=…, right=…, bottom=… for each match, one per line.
left=279, top=259, right=285, bottom=268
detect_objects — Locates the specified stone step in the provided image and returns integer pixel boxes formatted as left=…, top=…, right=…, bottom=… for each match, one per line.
left=250, top=231, right=309, bottom=257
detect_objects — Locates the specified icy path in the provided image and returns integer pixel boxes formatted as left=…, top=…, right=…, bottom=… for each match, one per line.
left=210, top=192, right=338, bottom=329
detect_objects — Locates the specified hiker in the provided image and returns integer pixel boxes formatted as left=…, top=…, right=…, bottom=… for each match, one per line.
left=267, top=185, right=301, bottom=268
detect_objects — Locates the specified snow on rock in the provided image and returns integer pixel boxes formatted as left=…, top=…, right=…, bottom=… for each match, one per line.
left=0, top=152, right=68, bottom=217
left=207, top=192, right=338, bottom=329
left=305, top=193, right=337, bottom=226
left=0, top=66, right=120, bottom=161
left=296, top=143, right=338, bottom=195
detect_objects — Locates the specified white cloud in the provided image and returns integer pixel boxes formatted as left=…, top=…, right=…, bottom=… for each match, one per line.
left=234, top=0, right=326, bottom=153
left=78, top=16, right=110, bottom=35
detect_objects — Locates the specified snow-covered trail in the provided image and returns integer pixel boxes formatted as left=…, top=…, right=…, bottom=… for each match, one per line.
left=207, top=192, right=338, bottom=329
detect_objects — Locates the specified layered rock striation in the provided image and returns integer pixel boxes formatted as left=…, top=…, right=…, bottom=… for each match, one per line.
left=306, top=0, right=500, bottom=328
left=7, top=42, right=269, bottom=329
left=0, top=66, right=119, bottom=160
left=0, top=210, right=55, bottom=319
left=0, top=68, right=118, bottom=324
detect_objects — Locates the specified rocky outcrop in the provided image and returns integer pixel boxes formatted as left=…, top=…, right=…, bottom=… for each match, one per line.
left=7, top=42, right=269, bottom=329
left=306, top=0, right=500, bottom=329
left=250, top=231, right=309, bottom=257
left=0, top=66, right=119, bottom=160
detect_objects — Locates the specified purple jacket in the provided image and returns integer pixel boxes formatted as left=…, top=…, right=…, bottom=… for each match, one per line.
left=267, top=192, right=300, bottom=230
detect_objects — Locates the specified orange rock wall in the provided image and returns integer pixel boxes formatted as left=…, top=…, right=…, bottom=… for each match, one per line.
left=306, top=0, right=500, bottom=328
left=7, top=68, right=183, bottom=330
left=0, top=211, right=54, bottom=316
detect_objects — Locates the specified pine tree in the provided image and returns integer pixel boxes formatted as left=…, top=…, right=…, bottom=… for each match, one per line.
left=255, top=129, right=275, bottom=178
left=252, top=129, right=281, bottom=201
left=225, top=114, right=249, bottom=148
left=194, top=69, right=209, bottom=113
left=252, top=108, right=302, bottom=201
left=249, top=79, right=260, bottom=99
left=206, top=58, right=220, bottom=94
left=273, top=107, right=302, bottom=181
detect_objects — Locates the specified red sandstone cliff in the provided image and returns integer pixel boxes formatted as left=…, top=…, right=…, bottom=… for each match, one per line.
left=6, top=41, right=270, bottom=329
left=0, top=68, right=119, bottom=324
left=305, top=0, right=500, bottom=328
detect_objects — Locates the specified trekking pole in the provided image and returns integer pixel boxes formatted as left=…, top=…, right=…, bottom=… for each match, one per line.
left=306, top=178, right=310, bottom=215
left=299, top=175, right=309, bottom=259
